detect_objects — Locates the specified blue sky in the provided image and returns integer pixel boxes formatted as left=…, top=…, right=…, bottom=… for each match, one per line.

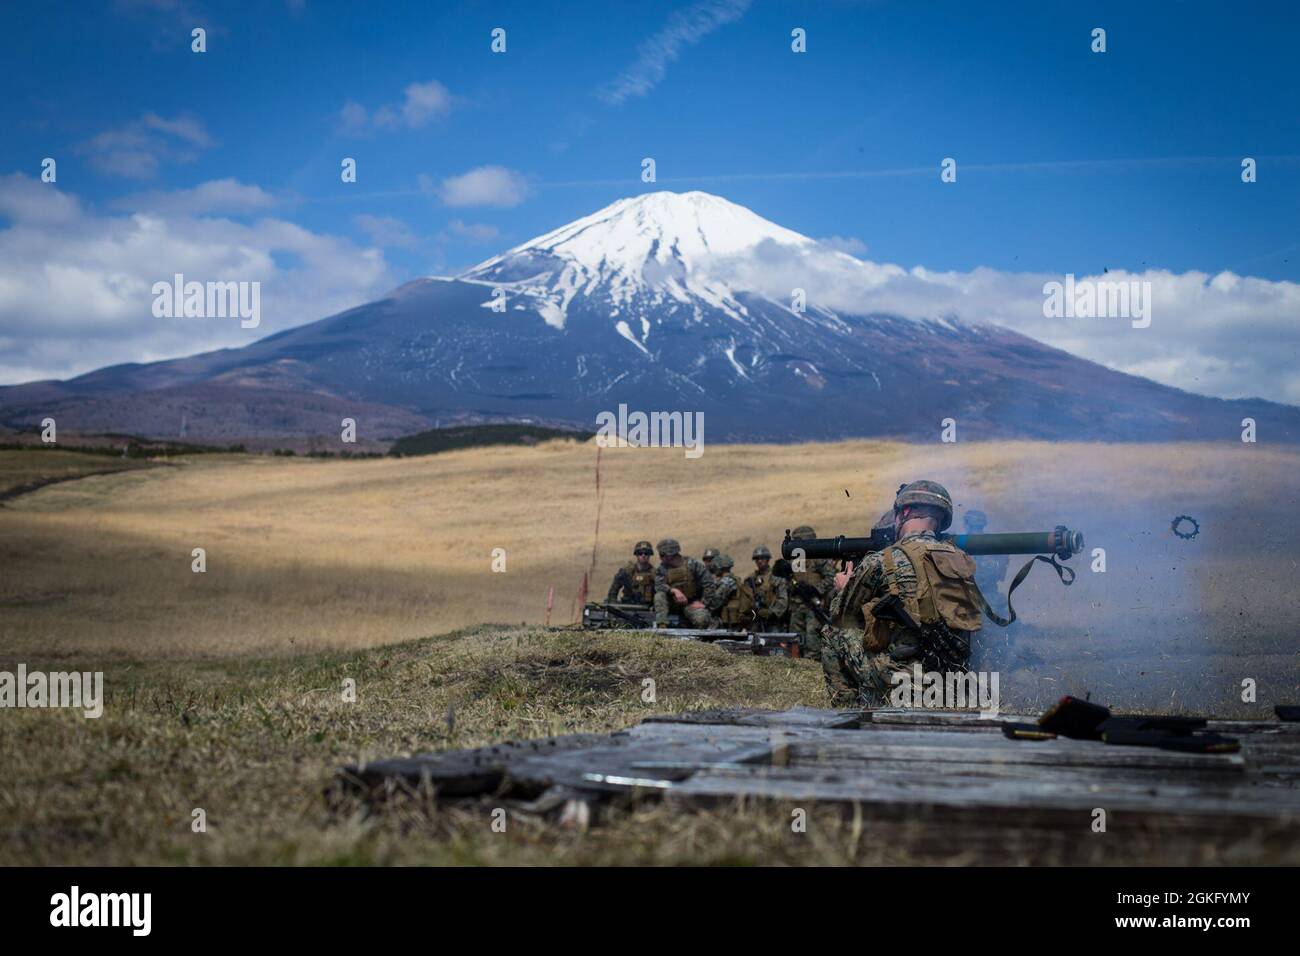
left=6, top=0, right=1297, bottom=277
left=1, top=0, right=1298, bottom=395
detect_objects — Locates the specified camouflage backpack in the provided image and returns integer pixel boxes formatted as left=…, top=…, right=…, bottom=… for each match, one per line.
left=861, top=537, right=982, bottom=653
left=717, top=574, right=747, bottom=626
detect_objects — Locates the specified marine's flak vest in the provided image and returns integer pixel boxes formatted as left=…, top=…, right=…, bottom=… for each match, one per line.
left=718, top=575, right=748, bottom=626
left=751, top=570, right=784, bottom=618
left=893, top=537, right=983, bottom=633
left=623, top=561, right=655, bottom=604
left=864, top=536, right=982, bottom=652
left=665, top=563, right=698, bottom=602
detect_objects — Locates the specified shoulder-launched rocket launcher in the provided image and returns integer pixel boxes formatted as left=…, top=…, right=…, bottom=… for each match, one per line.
left=781, top=526, right=1084, bottom=564
left=781, top=524, right=1085, bottom=628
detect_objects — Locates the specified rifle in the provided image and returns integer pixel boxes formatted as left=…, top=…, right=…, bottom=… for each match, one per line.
left=872, top=593, right=968, bottom=672
left=601, top=602, right=646, bottom=626
left=750, top=575, right=766, bottom=619
left=781, top=525, right=1085, bottom=627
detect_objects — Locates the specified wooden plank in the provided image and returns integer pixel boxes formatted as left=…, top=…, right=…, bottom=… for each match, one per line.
left=642, top=706, right=864, bottom=730
left=871, top=708, right=1300, bottom=736
left=336, top=703, right=1300, bottom=855
left=1207, top=718, right=1300, bottom=734
left=738, top=756, right=1254, bottom=791
left=628, top=721, right=1248, bottom=773
left=665, top=763, right=1300, bottom=820
left=868, top=708, right=1020, bottom=727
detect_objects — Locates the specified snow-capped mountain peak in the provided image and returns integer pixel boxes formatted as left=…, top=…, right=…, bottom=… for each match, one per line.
left=466, top=190, right=813, bottom=275
left=458, top=191, right=818, bottom=328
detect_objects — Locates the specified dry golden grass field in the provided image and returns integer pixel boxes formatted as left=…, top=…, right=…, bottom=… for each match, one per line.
left=1, top=439, right=1298, bottom=865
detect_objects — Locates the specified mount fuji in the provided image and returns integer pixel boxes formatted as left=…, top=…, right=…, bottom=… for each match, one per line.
left=3, top=191, right=1297, bottom=443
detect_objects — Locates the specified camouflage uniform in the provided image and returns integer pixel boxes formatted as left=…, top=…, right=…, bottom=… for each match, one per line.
left=745, top=567, right=789, bottom=633
left=705, top=555, right=746, bottom=629
left=785, top=526, right=838, bottom=658
left=822, top=523, right=979, bottom=708
left=701, top=547, right=720, bottom=581
left=607, top=540, right=656, bottom=605
left=607, top=562, right=656, bottom=605
left=822, top=532, right=931, bottom=708
left=653, top=539, right=717, bottom=628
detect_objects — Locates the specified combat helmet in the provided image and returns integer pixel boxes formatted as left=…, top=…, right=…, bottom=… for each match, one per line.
left=714, top=553, right=735, bottom=571
left=752, top=544, right=772, bottom=560
left=790, top=525, right=816, bottom=540
left=633, top=540, right=654, bottom=554
left=656, top=538, right=681, bottom=556
left=702, top=547, right=720, bottom=561
left=894, top=480, right=954, bottom=532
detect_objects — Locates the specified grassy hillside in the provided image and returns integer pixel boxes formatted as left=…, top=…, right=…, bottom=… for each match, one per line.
left=1, top=438, right=1297, bottom=716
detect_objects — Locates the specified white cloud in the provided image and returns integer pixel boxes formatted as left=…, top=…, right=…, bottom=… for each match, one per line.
left=339, top=100, right=369, bottom=133
left=78, top=112, right=214, bottom=179
left=444, top=220, right=500, bottom=243
left=436, top=166, right=529, bottom=208
left=7, top=172, right=1296, bottom=408
left=354, top=213, right=419, bottom=248
left=351, top=215, right=499, bottom=252
left=597, top=0, right=751, bottom=105
left=702, top=238, right=1300, bottom=405
left=816, top=235, right=868, bottom=257
left=139, top=112, right=212, bottom=147
left=339, top=80, right=453, bottom=133
left=113, top=178, right=275, bottom=215
left=0, top=178, right=82, bottom=224
left=393, top=80, right=454, bottom=127
left=0, top=174, right=394, bottom=385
